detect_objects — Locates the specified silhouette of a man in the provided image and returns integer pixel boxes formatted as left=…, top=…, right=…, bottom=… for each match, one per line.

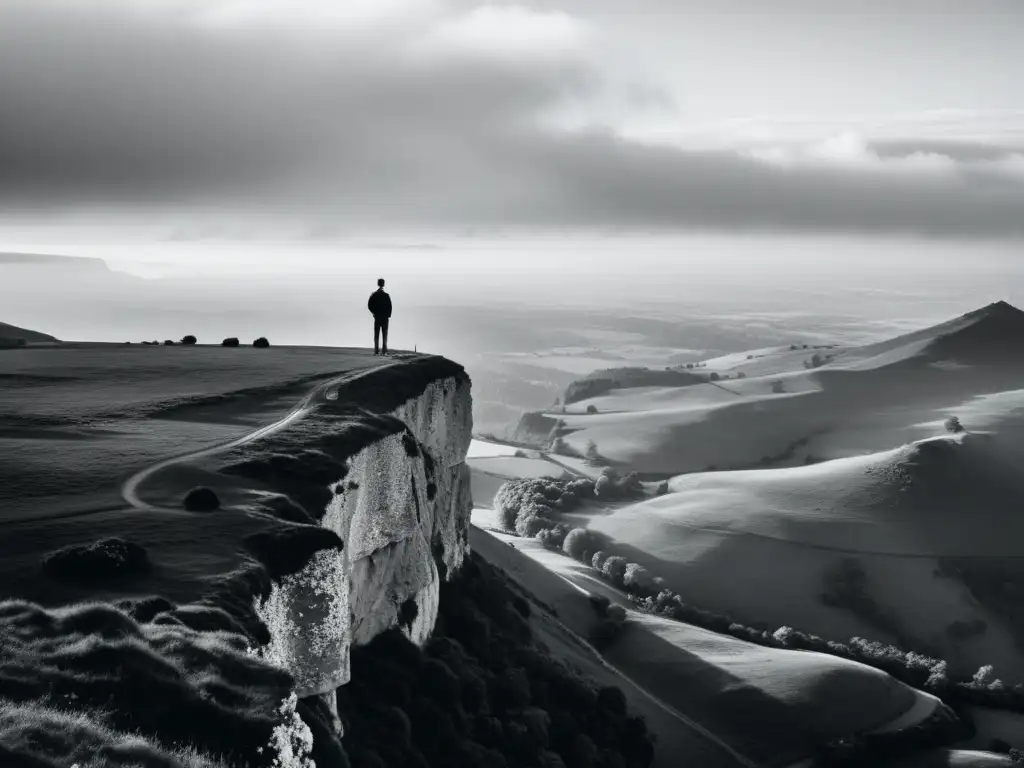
left=367, top=278, right=392, bottom=356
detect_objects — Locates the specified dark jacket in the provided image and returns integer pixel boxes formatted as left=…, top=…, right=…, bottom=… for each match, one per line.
left=368, top=289, right=392, bottom=319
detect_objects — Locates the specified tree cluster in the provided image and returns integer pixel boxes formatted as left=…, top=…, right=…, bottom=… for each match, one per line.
left=494, top=472, right=644, bottom=543
left=334, top=554, right=655, bottom=768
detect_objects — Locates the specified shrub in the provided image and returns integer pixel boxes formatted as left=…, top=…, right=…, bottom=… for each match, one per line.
left=181, top=335, right=197, bottom=345
left=497, top=500, right=519, bottom=531
left=418, top=658, right=462, bottom=710
left=517, top=512, right=556, bottom=539
left=592, top=552, right=609, bottom=571
left=709, top=372, right=720, bottom=381
left=253, top=337, right=270, bottom=348
left=991, top=739, right=1013, bottom=754
left=623, top=564, right=655, bottom=594
left=597, top=686, right=627, bottom=718
left=594, top=475, right=612, bottom=497
left=566, top=734, right=600, bottom=768
left=588, top=595, right=611, bottom=616
left=163, top=339, right=175, bottom=346
left=42, top=537, right=150, bottom=581
left=537, top=525, right=570, bottom=551
left=586, top=405, right=598, bottom=415
left=590, top=619, right=625, bottom=651
left=618, top=472, right=642, bottom=497
left=771, top=380, right=786, bottom=394
left=655, top=481, right=669, bottom=496
left=184, top=486, right=221, bottom=512
left=563, top=529, right=594, bottom=562
left=606, top=604, right=627, bottom=624
left=222, top=337, right=240, bottom=347
left=945, top=416, right=964, bottom=434
left=602, top=557, right=627, bottom=587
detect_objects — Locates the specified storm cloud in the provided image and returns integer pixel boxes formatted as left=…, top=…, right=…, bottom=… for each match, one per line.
left=2, top=0, right=1023, bottom=238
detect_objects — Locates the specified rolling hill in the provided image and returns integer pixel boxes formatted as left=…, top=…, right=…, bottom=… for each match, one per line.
left=515, top=301, right=1024, bottom=477
left=0, top=320, right=59, bottom=344
left=514, top=302, right=1024, bottom=682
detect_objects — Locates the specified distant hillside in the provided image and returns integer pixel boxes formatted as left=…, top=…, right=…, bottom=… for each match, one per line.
left=564, top=366, right=704, bottom=404
left=928, top=301, right=1024, bottom=360
left=0, top=252, right=110, bottom=272
left=0, top=321, right=58, bottom=344
left=835, top=300, right=1024, bottom=370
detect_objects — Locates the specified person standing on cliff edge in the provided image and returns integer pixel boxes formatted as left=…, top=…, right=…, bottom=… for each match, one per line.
left=368, top=278, right=392, bottom=356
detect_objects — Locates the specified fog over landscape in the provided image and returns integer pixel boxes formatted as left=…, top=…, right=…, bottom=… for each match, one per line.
left=3, top=2, right=1024, bottom=768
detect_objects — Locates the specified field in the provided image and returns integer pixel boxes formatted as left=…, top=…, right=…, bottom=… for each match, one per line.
left=0, top=343, right=385, bottom=520
left=0, top=343, right=454, bottom=613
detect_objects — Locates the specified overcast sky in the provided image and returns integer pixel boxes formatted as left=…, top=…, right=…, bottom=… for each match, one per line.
left=2, top=0, right=1023, bottom=244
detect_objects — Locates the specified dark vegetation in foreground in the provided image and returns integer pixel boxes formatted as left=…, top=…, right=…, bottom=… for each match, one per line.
left=4, top=517, right=651, bottom=768
left=0, top=599, right=296, bottom=768
left=337, top=552, right=655, bottom=768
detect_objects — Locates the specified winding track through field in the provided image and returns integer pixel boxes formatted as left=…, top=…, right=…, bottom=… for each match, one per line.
left=121, top=359, right=403, bottom=512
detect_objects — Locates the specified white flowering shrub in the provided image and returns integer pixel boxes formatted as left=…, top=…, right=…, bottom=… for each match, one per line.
left=266, top=692, right=315, bottom=768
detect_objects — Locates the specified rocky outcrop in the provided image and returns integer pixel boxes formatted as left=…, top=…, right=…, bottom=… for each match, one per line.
left=245, top=358, right=472, bottom=697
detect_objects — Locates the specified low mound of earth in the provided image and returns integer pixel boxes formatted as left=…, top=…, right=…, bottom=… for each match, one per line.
left=471, top=525, right=947, bottom=767
left=526, top=302, right=1024, bottom=476
left=588, top=429, right=1024, bottom=679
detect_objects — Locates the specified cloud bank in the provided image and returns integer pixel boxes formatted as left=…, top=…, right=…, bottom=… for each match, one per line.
left=1, top=0, right=1023, bottom=239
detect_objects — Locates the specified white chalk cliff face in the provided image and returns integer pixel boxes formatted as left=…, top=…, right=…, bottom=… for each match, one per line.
left=256, top=374, right=473, bottom=697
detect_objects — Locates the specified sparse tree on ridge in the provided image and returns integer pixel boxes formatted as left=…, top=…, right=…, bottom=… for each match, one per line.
left=945, top=415, right=965, bottom=434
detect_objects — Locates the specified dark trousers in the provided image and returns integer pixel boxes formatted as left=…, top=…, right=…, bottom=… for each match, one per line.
left=374, top=317, right=389, bottom=353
